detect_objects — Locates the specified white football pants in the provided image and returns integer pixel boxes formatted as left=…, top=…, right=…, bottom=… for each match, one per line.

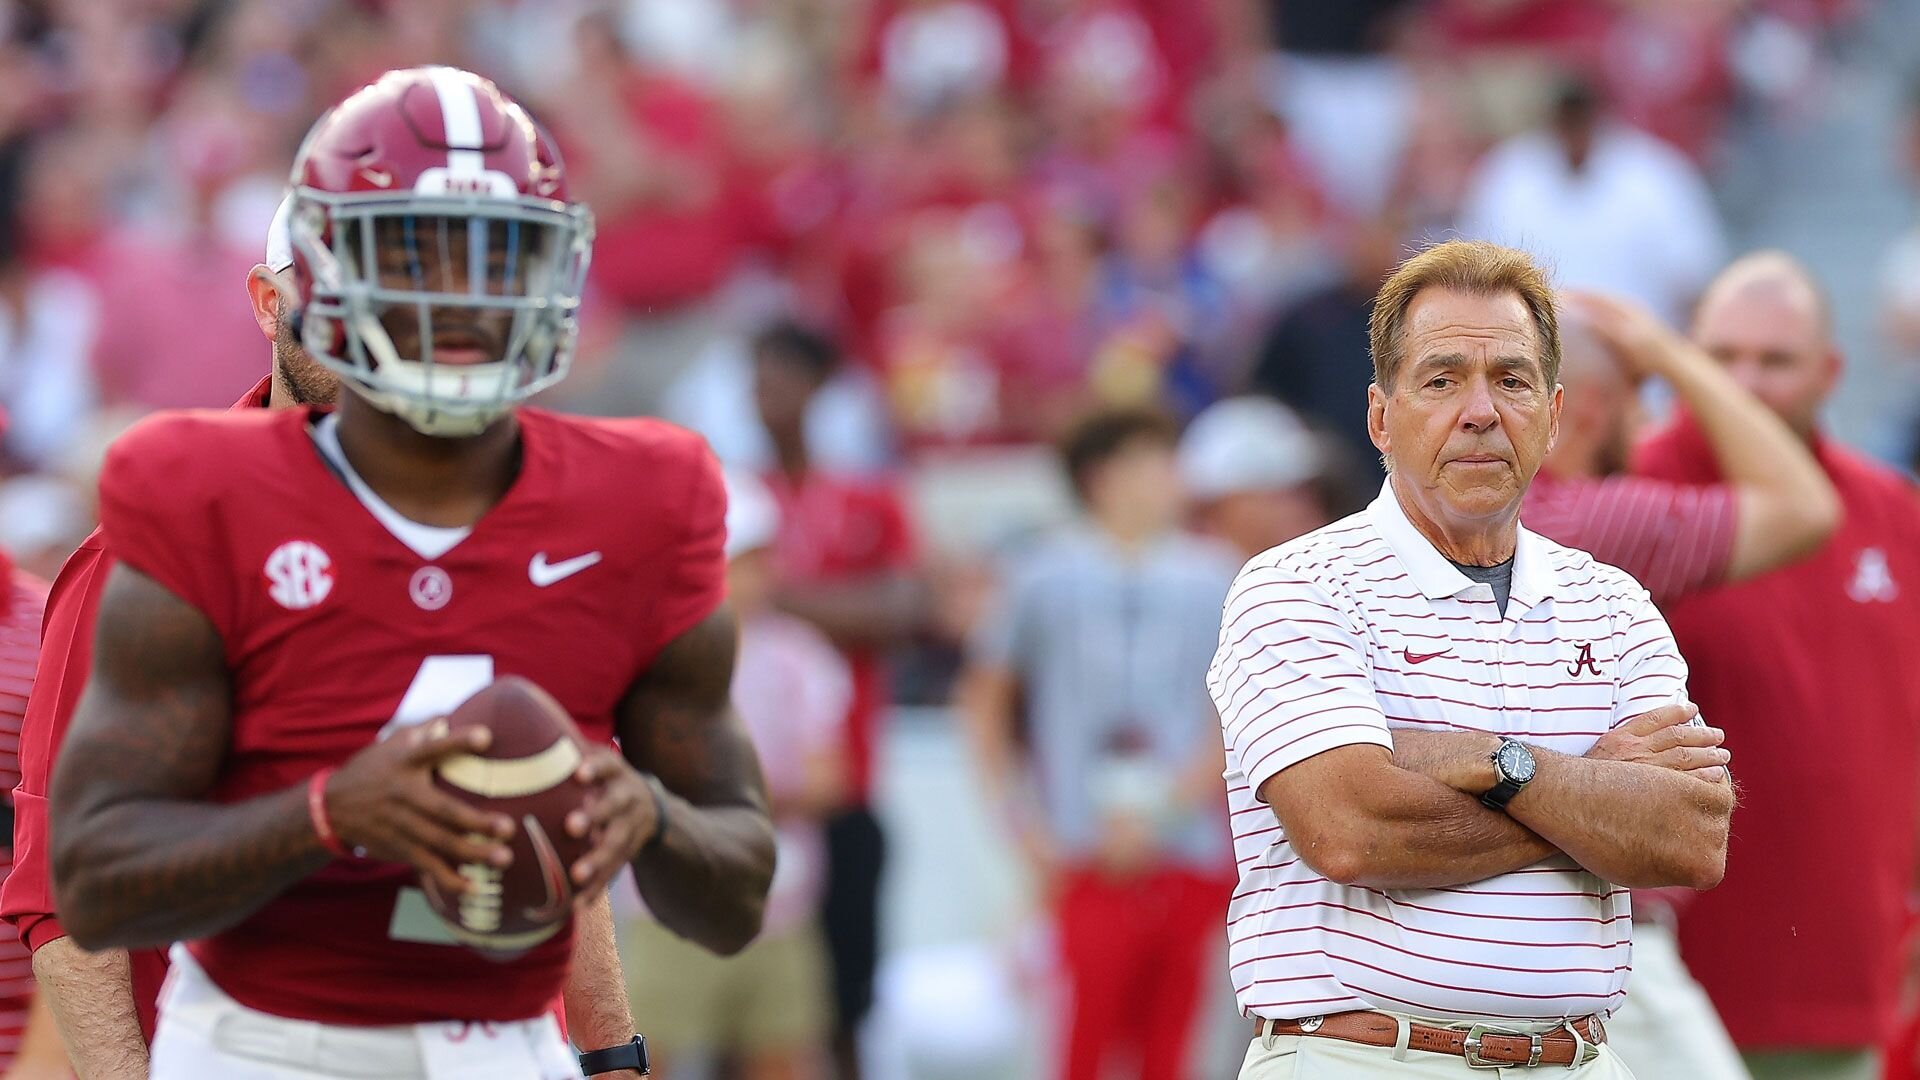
left=150, top=945, right=583, bottom=1080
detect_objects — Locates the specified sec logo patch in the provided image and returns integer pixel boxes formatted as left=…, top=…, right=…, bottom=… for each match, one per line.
left=265, top=540, right=334, bottom=610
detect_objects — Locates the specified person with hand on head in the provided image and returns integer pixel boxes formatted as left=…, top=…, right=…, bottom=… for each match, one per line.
left=1517, top=289, right=1840, bottom=1080
left=1215, top=239, right=1733, bottom=1078
left=1525, top=291, right=1839, bottom=603
left=1633, top=252, right=1920, bottom=1080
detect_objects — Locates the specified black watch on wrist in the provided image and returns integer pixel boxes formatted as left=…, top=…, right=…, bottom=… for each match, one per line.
left=578, top=1035, right=650, bottom=1076
left=1479, top=738, right=1537, bottom=813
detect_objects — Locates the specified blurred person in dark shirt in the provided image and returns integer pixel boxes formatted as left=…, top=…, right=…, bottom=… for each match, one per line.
left=1248, top=211, right=1403, bottom=464
left=1520, top=290, right=1841, bottom=1080
left=752, top=321, right=923, bottom=1080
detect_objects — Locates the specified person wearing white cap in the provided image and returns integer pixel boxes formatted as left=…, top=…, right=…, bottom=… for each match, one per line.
left=621, top=469, right=849, bottom=1079
left=1179, top=396, right=1334, bottom=561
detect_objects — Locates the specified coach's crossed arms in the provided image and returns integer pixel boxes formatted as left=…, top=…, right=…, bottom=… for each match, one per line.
left=1260, top=704, right=1733, bottom=893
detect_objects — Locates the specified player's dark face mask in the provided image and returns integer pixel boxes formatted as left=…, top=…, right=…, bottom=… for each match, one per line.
left=291, top=196, right=594, bottom=437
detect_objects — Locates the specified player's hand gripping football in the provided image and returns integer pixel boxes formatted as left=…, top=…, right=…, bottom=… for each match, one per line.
left=1585, top=702, right=1730, bottom=781
left=323, top=721, right=516, bottom=895
left=563, top=745, right=661, bottom=905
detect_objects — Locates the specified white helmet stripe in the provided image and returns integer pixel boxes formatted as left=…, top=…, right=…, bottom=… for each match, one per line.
left=427, top=66, right=486, bottom=179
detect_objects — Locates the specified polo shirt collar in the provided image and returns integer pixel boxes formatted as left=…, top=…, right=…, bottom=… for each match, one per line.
left=1366, top=479, right=1557, bottom=609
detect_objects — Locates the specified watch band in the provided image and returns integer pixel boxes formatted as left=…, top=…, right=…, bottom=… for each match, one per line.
left=578, top=1035, right=649, bottom=1076
left=1479, top=777, right=1524, bottom=812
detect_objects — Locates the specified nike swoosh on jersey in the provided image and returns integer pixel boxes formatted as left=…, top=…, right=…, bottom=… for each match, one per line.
left=529, top=551, right=602, bottom=587
left=1402, top=648, right=1451, bottom=665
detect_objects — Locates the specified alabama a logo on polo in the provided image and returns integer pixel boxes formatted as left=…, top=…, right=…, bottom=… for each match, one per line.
left=1847, top=547, right=1899, bottom=604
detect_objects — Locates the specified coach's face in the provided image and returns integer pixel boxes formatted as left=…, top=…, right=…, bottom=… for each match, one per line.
left=1368, top=287, right=1561, bottom=538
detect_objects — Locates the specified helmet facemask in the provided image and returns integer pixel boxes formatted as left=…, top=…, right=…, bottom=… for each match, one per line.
left=291, top=192, right=594, bottom=437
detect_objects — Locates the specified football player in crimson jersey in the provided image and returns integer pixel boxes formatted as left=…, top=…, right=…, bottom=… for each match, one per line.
left=14, top=211, right=653, bottom=1077
left=47, top=66, right=775, bottom=1080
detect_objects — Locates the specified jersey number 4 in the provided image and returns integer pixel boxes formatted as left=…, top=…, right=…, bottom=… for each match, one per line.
left=384, top=655, right=495, bottom=947
left=380, top=655, right=495, bottom=739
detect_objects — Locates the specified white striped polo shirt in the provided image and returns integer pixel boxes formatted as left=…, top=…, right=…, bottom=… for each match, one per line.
left=1207, top=480, right=1694, bottom=1024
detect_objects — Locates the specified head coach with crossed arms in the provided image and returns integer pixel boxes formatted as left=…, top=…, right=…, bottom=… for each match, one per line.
left=1207, top=239, right=1734, bottom=1078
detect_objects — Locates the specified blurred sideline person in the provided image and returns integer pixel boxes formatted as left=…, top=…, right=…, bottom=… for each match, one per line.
left=751, top=322, right=922, bottom=1080
left=622, top=470, right=845, bottom=1080
left=0, top=404, right=51, bottom=1077
left=0, top=195, right=344, bottom=1078
left=1520, top=291, right=1842, bottom=1080
left=1634, top=253, right=1920, bottom=1080
left=961, top=407, right=1238, bottom=1080
left=1178, top=396, right=1336, bottom=561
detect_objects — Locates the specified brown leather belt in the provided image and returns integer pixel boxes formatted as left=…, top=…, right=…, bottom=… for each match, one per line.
left=1253, top=1011, right=1606, bottom=1068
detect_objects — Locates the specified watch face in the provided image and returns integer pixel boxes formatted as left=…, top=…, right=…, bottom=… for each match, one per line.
left=1498, top=741, right=1536, bottom=783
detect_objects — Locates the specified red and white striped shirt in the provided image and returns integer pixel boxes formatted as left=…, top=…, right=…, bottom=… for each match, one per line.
left=1208, top=482, right=1694, bottom=1023
left=0, top=557, right=48, bottom=1067
left=1520, top=470, right=1736, bottom=606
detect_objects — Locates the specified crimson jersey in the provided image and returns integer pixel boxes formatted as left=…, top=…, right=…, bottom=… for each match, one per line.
left=96, top=405, right=726, bottom=1026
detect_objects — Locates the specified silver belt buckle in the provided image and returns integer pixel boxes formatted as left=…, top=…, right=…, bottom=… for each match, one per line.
left=1461, top=1024, right=1544, bottom=1068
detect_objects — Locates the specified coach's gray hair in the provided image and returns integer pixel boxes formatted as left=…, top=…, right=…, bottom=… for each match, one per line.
left=1369, top=240, right=1562, bottom=391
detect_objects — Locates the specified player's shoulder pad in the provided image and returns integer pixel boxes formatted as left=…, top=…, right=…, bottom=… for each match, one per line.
left=524, top=408, right=715, bottom=472
left=101, top=407, right=286, bottom=505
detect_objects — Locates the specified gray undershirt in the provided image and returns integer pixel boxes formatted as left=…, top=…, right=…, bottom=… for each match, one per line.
left=1451, top=558, right=1515, bottom=616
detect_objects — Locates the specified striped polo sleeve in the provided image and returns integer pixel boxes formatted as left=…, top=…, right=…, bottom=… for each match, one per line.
left=1209, top=560, right=1393, bottom=801
left=1611, top=579, right=1696, bottom=724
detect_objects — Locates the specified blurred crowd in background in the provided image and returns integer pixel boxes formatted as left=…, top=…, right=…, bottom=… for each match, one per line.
left=4, top=0, right=1920, bottom=1078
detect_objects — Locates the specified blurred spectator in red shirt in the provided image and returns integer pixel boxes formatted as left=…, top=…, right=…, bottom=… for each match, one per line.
left=752, top=321, right=924, bottom=1080
left=1523, top=291, right=1841, bottom=1080
left=541, top=10, right=745, bottom=416
left=1633, top=254, right=1920, bottom=1080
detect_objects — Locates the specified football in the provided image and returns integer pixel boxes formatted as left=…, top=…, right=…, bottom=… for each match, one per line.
left=418, top=675, right=593, bottom=957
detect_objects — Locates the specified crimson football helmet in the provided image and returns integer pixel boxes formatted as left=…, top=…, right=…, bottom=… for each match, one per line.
left=286, top=66, right=594, bottom=436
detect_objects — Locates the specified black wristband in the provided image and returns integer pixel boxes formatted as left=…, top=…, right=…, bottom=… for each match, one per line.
left=641, top=775, right=669, bottom=854
left=578, top=1034, right=649, bottom=1076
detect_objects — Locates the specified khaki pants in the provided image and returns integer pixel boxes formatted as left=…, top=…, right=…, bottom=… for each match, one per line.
left=1239, top=1030, right=1637, bottom=1078
left=1741, top=1049, right=1878, bottom=1080
left=1605, top=923, right=1749, bottom=1080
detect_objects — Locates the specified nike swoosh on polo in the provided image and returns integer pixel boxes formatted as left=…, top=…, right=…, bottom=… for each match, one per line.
left=1402, top=647, right=1451, bottom=665
left=529, top=551, right=602, bottom=587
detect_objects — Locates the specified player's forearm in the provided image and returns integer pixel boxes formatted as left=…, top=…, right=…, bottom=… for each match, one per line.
left=563, top=893, right=639, bottom=1068
left=53, top=787, right=329, bottom=949
left=1507, top=751, right=1733, bottom=889
left=631, top=797, right=774, bottom=955
left=31, top=938, right=148, bottom=1080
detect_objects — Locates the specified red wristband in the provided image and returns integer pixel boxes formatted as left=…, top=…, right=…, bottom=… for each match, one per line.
left=307, top=768, right=350, bottom=858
